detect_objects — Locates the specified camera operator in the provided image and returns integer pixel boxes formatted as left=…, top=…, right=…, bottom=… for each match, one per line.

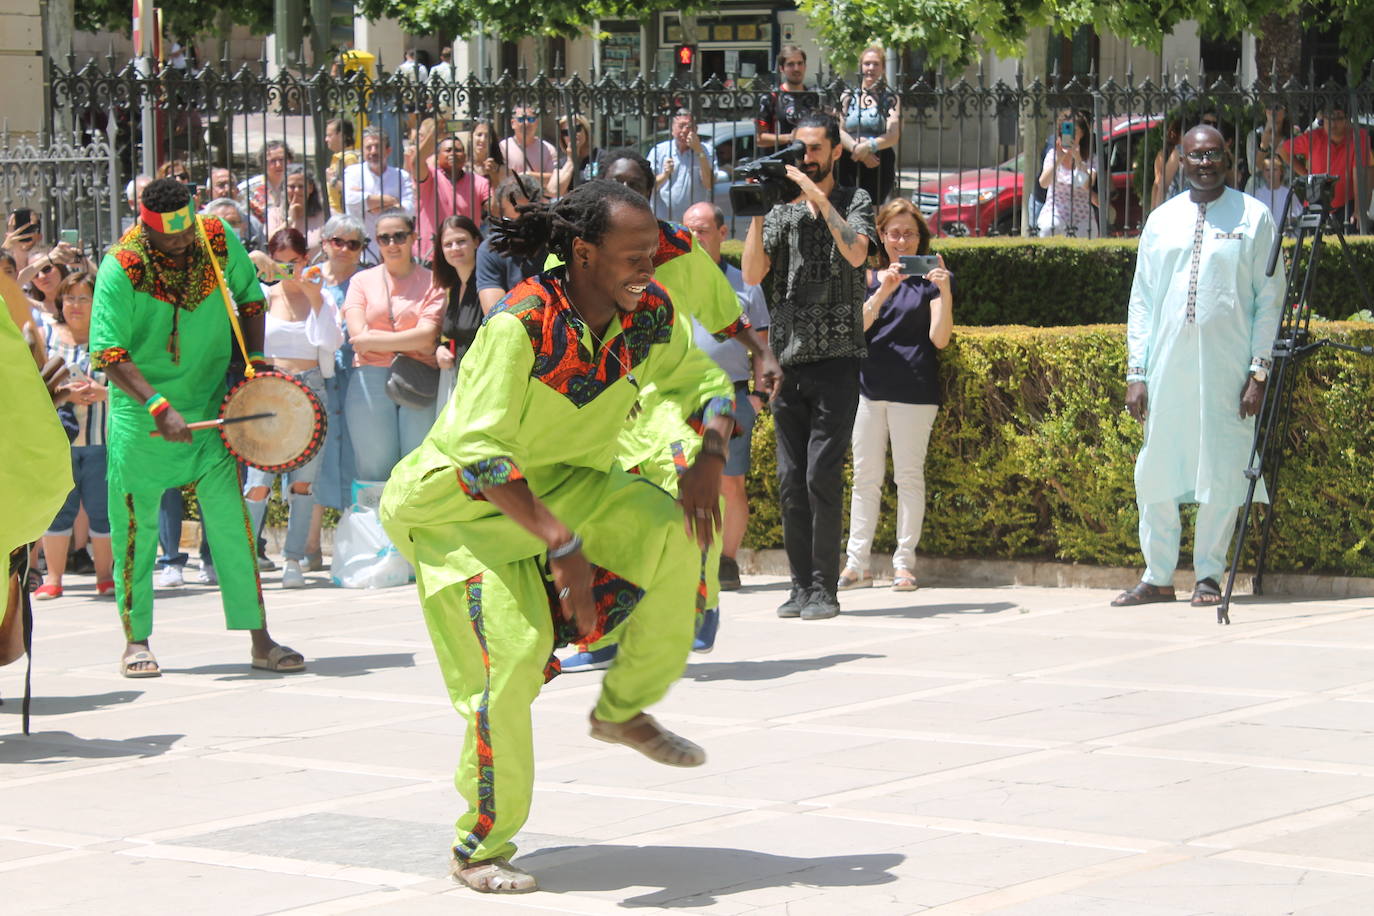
left=742, top=111, right=874, bottom=622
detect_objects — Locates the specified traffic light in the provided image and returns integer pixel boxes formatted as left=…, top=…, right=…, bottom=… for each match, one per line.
left=675, top=44, right=696, bottom=73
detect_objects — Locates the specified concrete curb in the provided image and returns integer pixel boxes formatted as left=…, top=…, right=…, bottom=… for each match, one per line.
left=735, top=548, right=1374, bottom=600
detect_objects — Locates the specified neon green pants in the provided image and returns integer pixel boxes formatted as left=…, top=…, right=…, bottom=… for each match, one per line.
left=419, top=483, right=697, bottom=865
left=109, top=434, right=265, bottom=642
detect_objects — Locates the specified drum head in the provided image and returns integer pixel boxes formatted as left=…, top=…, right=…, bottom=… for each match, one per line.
left=220, top=372, right=326, bottom=472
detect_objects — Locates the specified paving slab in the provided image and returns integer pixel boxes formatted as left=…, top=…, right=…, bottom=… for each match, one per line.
left=2, top=567, right=1374, bottom=914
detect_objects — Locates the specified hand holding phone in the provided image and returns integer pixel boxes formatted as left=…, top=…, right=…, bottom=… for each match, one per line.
left=899, top=254, right=940, bottom=276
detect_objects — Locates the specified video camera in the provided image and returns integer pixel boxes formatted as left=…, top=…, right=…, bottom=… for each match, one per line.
left=728, top=141, right=805, bottom=217
left=1292, top=173, right=1338, bottom=210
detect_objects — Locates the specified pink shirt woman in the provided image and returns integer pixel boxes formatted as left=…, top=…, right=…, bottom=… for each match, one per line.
left=342, top=260, right=446, bottom=367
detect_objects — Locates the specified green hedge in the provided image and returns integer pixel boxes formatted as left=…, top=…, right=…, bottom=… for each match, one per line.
left=743, top=323, right=1374, bottom=576
left=720, top=236, right=1374, bottom=327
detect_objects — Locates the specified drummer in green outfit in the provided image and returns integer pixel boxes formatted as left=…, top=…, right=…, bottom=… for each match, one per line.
left=380, top=180, right=734, bottom=893
left=90, top=178, right=305, bottom=678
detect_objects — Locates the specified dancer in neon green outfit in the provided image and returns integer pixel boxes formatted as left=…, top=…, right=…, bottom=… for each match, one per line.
left=380, top=181, right=734, bottom=894
left=90, top=179, right=304, bottom=677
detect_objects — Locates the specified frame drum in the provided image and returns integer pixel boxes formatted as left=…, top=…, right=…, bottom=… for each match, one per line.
left=219, top=371, right=326, bottom=472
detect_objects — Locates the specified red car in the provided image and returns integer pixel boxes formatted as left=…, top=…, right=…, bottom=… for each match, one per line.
left=914, top=115, right=1163, bottom=237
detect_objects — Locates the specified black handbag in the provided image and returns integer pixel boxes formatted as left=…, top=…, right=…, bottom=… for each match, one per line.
left=382, top=269, right=440, bottom=409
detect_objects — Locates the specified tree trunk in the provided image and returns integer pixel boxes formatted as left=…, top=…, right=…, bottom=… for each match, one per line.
left=1254, top=13, right=1303, bottom=85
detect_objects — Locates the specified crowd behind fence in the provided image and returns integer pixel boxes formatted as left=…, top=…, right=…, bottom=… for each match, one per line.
left=30, top=55, right=1374, bottom=265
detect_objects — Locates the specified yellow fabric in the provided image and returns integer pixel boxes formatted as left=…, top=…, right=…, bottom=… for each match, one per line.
left=0, top=300, right=73, bottom=611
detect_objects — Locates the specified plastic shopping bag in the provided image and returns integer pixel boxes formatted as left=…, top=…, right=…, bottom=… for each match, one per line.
left=331, top=481, right=412, bottom=589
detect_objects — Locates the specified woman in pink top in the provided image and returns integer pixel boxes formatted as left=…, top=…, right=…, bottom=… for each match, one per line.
left=342, top=210, right=446, bottom=481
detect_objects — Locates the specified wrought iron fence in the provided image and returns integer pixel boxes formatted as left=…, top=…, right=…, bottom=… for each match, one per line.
left=0, top=127, right=119, bottom=263
left=46, top=54, right=1374, bottom=255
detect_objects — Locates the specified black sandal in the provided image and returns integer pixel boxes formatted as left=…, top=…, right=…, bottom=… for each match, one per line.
left=1190, top=578, right=1222, bottom=607
left=1110, top=582, right=1177, bottom=607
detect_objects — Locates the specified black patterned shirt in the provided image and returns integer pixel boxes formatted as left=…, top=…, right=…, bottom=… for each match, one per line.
left=762, top=185, right=875, bottom=367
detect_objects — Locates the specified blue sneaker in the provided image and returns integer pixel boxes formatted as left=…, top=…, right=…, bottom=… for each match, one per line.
left=560, top=644, right=618, bottom=672
left=692, top=606, right=720, bottom=653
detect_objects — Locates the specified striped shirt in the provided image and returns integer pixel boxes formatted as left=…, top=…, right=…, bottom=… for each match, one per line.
left=45, top=325, right=108, bottom=447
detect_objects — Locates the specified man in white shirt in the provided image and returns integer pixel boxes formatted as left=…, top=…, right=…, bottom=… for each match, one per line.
left=344, top=127, right=416, bottom=259
left=429, top=46, right=455, bottom=84
left=646, top=109, right=717, bottom=221
left=499, top=106, right=558, bottom=182
left=396, top=49, right=429, bottom=84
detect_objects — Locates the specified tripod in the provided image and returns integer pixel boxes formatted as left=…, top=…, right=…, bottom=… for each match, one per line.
left=1218, top=175, right=1374, bottom=624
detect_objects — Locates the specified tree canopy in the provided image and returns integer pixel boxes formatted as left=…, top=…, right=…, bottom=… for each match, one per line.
left=75, top=0, right=273, bottom=41
left=354, top=0, right=705, bottom=43
left=799, top=0, right=1373, bottom=80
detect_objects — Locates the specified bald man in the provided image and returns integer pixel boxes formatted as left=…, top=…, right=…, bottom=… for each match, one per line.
left=1113, top=125, right=1284, bottom=610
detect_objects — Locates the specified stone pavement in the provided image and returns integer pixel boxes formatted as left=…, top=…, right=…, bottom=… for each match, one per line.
left=4, top=564, right=1374, bottom=915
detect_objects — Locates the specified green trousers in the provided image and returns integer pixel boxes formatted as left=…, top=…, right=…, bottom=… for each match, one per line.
left=109, top=434, right=265, bottom=642
left=419, top=480, right=697, bottom=865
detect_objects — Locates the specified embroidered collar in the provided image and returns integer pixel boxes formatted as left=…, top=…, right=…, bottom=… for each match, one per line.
left=109, top=217, right=228, bottom=311
left=491, top=269, right=674, bottom=407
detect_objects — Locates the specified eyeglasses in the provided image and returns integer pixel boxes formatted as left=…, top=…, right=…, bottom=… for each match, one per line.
left=37, top=263, right=58, bottom=275
left=1328, top=113, right=1349, bottom=122
left=1201, top=119, right=1219, bottom=127
left=376, top=231, right=412, bottom=246
left=1184, top=149, right=1226, bottom=164
left=884, top=230, right=919, bottom=242
left=515, top=116, right=538, bottom=124
left=326, top=236, right=364, bottom=251
left=172, top=173, right=191, bottom=182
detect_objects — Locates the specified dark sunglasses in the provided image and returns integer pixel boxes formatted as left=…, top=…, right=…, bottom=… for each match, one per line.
left=376, top=231, right=412, bottom=246
left=326, top=236, right=365, bottom=251
left=515, top=115, right=538, bottom=124
left=172, top=173, right=191, bottom=182
left=38, top=263, right=59, bottom=275
left=1184, top=149, right=1225, bottom=163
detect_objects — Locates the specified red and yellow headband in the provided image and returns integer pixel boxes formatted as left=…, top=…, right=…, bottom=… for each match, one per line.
left=140, top=202, right=197, bottom=234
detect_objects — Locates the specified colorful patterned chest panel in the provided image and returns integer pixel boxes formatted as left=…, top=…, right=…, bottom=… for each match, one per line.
left=109, top=217, right=228, bottom=311
left=654, top=220, right=692, bottom=267
left=490, top=272, right=674, bottom=408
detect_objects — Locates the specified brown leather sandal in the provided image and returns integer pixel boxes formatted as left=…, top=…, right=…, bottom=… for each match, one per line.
left=451, top=856, right=537, bottom=893
left=1110, top=582, right=1176, bottom=607
left=589, top=712, right=706, bottom=767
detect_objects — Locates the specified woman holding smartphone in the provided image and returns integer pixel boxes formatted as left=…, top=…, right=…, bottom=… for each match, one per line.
left=838, top=198, right=952, bottom=593
left=1037, top=109, right=1097, bottom=238
left=242, top=228, right=343, bottom=588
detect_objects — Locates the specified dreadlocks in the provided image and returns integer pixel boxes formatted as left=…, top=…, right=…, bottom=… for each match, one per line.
left=489, top=179, right=652, bottom=263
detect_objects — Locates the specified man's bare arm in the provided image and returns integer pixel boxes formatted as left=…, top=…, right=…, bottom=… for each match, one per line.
left=823, top=203, right=869, bottom=267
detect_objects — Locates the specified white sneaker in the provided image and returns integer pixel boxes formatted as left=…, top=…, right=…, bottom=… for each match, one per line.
left=156, top=565, right=184, bottom=588
left=196, top=562, right=218, bottom=585
left=281, top=560, right=306, bottom=589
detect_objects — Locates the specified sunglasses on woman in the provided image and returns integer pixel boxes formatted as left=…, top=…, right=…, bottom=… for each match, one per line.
left=376, top=231, right=412, bottom=246
left=37, top=263, right=59, bottom=275
left=326, top=236, right=365, bottom=251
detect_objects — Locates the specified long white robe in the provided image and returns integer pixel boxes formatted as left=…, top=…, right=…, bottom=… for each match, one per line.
left=1126, top=187, right=1285, bottom=507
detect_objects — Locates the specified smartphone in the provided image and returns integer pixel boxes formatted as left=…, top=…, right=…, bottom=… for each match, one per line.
left=900, top=254, right=940, bottom=276
left=1060, top=120, right=1075, bottom=139
left=273, top=260, right=296, bottom=280
left=12, top=207, right=33, bottom=230
left=445, top=119, right=464, bottom=134
left=60, top=228, right=79, bottom=246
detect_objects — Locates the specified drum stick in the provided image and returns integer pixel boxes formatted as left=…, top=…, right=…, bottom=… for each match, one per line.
left=148, top=412, right=276, bottom=437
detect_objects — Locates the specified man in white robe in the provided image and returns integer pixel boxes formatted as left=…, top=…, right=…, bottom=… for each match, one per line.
left=1112, top=125, right=1285, bottom=608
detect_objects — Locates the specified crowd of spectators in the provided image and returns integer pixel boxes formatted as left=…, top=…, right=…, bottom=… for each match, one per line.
left=15, top=43, right=961, bottom=606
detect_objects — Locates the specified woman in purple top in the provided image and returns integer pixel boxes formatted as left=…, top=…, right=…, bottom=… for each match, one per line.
left=838, top=198, right=953, bottom=592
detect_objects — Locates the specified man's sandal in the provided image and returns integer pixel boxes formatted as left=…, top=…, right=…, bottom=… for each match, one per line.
left=1110, top=582, right=1176, bottom=607
left=451, top=856, right=537, bottom=893
left=251, top=645, right=306, bottom=672
left=1190, top=578, right=1223, bottom=607
left=589, top=712, right=706, bottom=767
left=119, top=649, right=162, bottom=678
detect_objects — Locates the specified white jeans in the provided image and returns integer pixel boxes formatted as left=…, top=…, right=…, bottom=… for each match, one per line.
left=845, top=397, right=938, bottom=574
